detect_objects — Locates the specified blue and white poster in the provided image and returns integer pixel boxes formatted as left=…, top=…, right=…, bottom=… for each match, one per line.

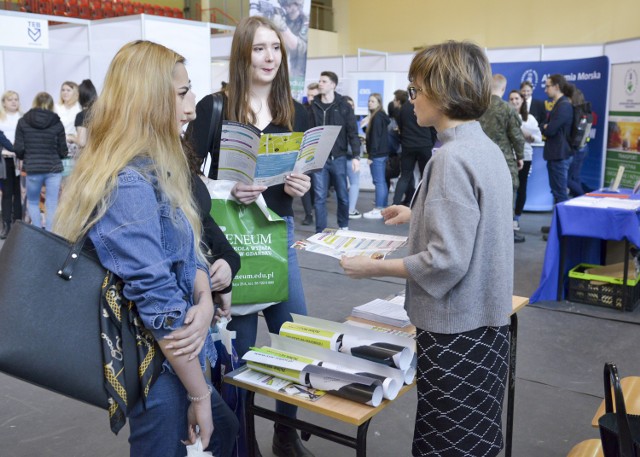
left=492, top=57, right=610, bottom=190
left=357, top=80, right=384, bottom=113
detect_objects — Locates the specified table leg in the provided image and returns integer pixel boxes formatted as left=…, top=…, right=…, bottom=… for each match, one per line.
left=245, top=390, right=257, bottom=457
left=623, top=239, right=629, bottom=311
left=557, top=235, right=566, bottom=301
left=356, top=420, right=371, bottom=457
left=505, top=312, right=518, bottom=457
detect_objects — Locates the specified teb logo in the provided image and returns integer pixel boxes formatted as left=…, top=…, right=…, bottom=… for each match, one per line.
left=27, top=21, right=41, bottom=42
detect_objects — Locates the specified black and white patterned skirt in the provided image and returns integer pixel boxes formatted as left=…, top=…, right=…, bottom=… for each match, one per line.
left=412, top=325, right=510, bottom=457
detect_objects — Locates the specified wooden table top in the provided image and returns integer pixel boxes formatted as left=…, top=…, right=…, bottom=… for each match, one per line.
left=225, top=295, right=529, bottom=426
left=225, top=366, right=415, bottom=426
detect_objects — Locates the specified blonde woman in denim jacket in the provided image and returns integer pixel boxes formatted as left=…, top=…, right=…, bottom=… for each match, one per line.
left=54, top=41, right=238, bottom=457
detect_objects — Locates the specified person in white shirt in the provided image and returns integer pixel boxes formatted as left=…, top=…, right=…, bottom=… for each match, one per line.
left=509, top=89, right=542, bottom=231
left=54, top=81, right=82, bottom=138
left=0, top=90, right=23, bottom=238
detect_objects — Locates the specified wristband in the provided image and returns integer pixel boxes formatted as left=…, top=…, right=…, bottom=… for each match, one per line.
left=187, top=384, right=213, bottom=403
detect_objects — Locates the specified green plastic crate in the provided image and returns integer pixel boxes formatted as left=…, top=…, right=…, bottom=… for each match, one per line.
left=568, top=263, right=640, bottom=311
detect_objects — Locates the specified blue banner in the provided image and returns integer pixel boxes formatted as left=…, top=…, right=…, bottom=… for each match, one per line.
left=357, top=80, right=385, bottom=112
left=492, top=56, right=609, bottom=189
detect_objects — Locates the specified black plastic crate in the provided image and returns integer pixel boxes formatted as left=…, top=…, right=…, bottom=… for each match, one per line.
left=568, top=263, right=640, bottom=311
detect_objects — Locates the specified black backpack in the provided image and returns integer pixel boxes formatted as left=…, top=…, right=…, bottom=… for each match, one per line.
left=570, top=101, right=593, bottom=150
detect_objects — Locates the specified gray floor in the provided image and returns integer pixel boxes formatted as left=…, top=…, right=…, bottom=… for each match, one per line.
left=1, top=189, right=639, bottom=457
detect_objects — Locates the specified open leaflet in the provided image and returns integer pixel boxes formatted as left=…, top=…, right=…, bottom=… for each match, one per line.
left=217, top=121, right=341, bottom=187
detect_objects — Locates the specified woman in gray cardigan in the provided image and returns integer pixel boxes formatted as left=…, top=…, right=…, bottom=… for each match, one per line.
left=341, top=41, right=514, bottom=457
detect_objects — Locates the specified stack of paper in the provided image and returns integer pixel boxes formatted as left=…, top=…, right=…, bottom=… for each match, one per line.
left=351, top=298, right=411, bottom=328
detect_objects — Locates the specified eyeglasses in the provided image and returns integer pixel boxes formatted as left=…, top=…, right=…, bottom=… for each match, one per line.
left=407, top=85, right=423, bottom=100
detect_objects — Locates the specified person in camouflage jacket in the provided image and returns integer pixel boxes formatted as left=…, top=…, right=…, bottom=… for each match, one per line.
left=479, top=74, right=525, bottom=242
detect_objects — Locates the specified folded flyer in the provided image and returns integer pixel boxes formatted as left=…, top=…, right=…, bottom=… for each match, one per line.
left=292, top=229, right=407, bottom=260
left=217, top=121, right=341, bottom=187
left=243, top=346, right=384, bottom=406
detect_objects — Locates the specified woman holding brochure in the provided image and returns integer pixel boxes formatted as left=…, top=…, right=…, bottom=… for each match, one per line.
left=187, top=15, right=313, bottom=457
left=340, top=41, right=513, bottom=457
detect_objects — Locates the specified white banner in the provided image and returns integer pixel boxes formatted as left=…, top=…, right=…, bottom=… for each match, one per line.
left=0, top=16, right=49, bottom=49
left=609, top=62, right=640, bottom=112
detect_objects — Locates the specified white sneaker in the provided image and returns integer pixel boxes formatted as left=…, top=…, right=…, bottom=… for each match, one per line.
left=339, top=227, right=349, bottom=231
left=513, top=220, right=520, bottom=231
left=363, top=208, right=384, bottom=220
left=349, top=210, right=362, bottom=219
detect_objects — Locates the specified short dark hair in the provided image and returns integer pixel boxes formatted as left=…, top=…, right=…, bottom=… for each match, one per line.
left=78, top=79, right=97, bottom=109
left=321, top=71, right=338, bottom=86
left=408, top=40, right=491, bottom=120
left=394, top=89, right=408, bottom=105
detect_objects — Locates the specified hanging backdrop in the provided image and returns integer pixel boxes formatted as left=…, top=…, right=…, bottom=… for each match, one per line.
left=491, top=56, right=610, bottom=190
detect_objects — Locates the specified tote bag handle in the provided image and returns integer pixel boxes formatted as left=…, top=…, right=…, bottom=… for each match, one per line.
left=604, top=362, right=636, bottom=457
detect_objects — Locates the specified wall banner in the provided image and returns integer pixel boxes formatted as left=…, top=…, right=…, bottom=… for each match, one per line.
left=491, top=56, right=610, bottom=190
left=0, top=16, right=49, bottom=49
left=605, top=63, right=640, bottom=189
left=250, top=0, right=311, bottom=102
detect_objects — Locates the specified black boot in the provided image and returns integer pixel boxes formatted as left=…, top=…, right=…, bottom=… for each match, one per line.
left=272, top=424, right=314, bottom=457
left=0, top=222, right=10, bottom=240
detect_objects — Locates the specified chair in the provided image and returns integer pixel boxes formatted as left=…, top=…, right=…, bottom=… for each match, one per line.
left=142, top=2, right=153, bottom=14
left=89, top=0, right=102, bottom=18
left=592, top=376, right=640, bottom=427
left=121, top=1, right=133, bottom=14
left=37, top=0, right=53, bottom=15
left=172, top=6, right=182, bottom=18
left=162, top=5, right=172, bottom=17
left=131, top=1, right=142, bottom=14
left=102, top=0, right=114, bottom=17
left=113, top=1, right=124, bottom=15
left=77, top=0, right=91, bottom=18
left=566, top=439, right=604, bottom=457
left=66, top=0, right=79, bottom=17
left=52, top=0, right=66, bottom=16
left=152, top=5, right=163, bottom=16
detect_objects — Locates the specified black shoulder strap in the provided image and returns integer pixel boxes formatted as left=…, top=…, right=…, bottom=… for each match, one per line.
left=207, top=93, right=224, bottom=179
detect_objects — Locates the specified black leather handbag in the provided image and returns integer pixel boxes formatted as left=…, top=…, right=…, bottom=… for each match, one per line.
left=598, top=362, right=640, bottom=457
left=0, top=221, right=150, bottom=413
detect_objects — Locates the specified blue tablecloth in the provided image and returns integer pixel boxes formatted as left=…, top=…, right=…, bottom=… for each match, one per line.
left=531, top=189, right=640, bottom=302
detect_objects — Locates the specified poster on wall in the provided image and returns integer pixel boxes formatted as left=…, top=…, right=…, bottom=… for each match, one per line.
left=491, top=57, right=609, bottom=190
left=357, top=80, right=384, bottom=113
left=0, top=16, right=48, bottom=49
left=249, top=0, right=311, bottom=102
left=605, top=63, right=640, bottom=189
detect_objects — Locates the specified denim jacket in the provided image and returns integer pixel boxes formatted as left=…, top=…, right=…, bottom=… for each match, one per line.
left=88, top=161, right=216, bottom=369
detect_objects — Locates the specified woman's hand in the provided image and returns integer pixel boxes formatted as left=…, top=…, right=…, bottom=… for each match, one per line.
left=232, top=182, right=267, bottom=205
left=186, top=399, right=214, bottom=448
left=352, top=158, right=360, bottom=173
left=284, top=173, right=311, bottom=197
left=209, top=259, right=232, bottom=291
left=340, top=255, right=379, bottom=279
left=381, top=205, right=411, bottom=225
left=213, top=292, right=232, bottom=320
left=66, top=134, right=77, bottom=144
left=165, top=293, right=214, bottom=360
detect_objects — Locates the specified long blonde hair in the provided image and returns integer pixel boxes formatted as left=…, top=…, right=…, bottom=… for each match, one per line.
left=54, top=40, right=202, bottom=253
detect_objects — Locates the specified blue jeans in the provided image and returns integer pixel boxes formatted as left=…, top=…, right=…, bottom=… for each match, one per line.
left=26, top=172, right=62, bottom=231
left=347, top=159, right=360, bottom=213
left=128, top=371, right=239, bottom=457
left=547, top=157, right=572, bottom=204
left=228, top=217, right=307, bottom=419
left=312, top=156, right=349, bottom=231
left=369, top=156, right=389, bottom=208
left=568, top=145, right=588, bottom=197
